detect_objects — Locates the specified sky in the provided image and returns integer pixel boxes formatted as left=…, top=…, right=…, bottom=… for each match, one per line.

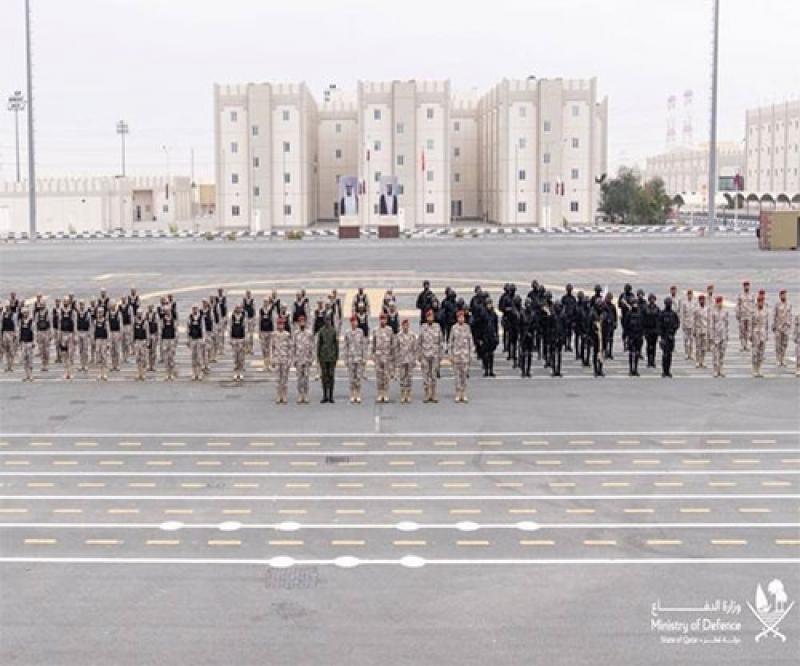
left=0, top=0, right=797, bottom=182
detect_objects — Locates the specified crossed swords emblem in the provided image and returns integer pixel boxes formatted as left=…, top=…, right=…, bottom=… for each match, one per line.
left=747, top=600, right=795, bottom=642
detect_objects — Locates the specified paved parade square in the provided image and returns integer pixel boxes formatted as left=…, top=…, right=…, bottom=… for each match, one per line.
left=0, top=234, right=798, bottom=664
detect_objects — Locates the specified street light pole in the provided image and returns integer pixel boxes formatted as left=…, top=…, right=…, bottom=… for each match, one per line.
left=24, top=0, right=36, bottom=238
left=707, top=0, right=720, bottom=237
left=116, top=120, right=129, bottom=177
left=7, top=91, right=25, bottom=183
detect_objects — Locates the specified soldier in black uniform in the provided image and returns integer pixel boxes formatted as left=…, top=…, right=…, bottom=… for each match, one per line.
left=590, top=300, right=606, bottom=377
left=627, top=301, right=644, bottom=376
left=561, top=284, right=577, bottom=352
left=549, top=301, right=567, bottom=377
left=573, top=291, right=586, bottom=362
left=505, top=294, right=522, bottom=368
left=642, top=293, right=661, bottom=368
left=242, top=289, right=256, bottom=354
left=19, top=309, right=35, bottom=381
left=34, top=302, right=51, bottom=371
left=217, top=288, right=228, bottom=351
left=602, top=292, right=618, bottom=359
left=617, top=284, right=635, bottom=351
left=658, top=296, right=681, bottom=378
left=480, top=299, right=499, bottom=377
left=353, top=287, right=370, bottom=339
left=416, top=280, right=435, bottom=325
left=518, top=298, right=535, bottom=377
left=439, top=287, right=458, bottom=344
left=498, top=284, right=514, bottom=355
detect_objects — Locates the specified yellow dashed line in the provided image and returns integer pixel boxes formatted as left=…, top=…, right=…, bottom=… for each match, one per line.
left=295, top=441, right=321, bottom=448
left=508, top=508, right=537, bottom=514
left=706, top=439, right=731, bottom=445
left=566, top=508, right=595, bottom=514
left=444, top=482, right=471, bottom=489
left=616, top=439, right=640, bottom=445
left=206, top=441, right=231, bottom=448
left=331, top=540, right=364, bottom=546
left=486, top=460, right=514, bottom=466
left=633, top=459, right=660, bottom=465
left=52, top=460, right=78, bottom=466
left=647, top=539, right=683, bottom=546
left=107, top=508, right=139, bottom=515
left=290, top=461, right=319, bottom=467
left=181, top=483, right=205, bottom=489
left=387, top=441, right=413, bottom=447
left=391, top=482, right=419, bottom=488
left=661, top=439, right=686, bottom=445
left=682, top=459, right=710, bottom=465
left=457, top=540, right=490, bottom=546
left=584, top=540, right=617, bottom=546
left=337, top=483, right=364, bottom=489
left=392, top=509, right=423, bottom=515
left=161, top=442, right=185, bottom=448
left=522, top=440, right=549, bottom=446
left=5, top=461, right=30, bottom=466
left=781, top=458, right=800, bottom=464
left=711, top=539, right=747, bottom=546
left=128, top=482, right=156, bottom=488
left=164, top=509, right=194, bottom=515
left=732, top=459, right=760, bottom=464
left=342, top=441, right=366, bottom=448
left=27, top=482, right=54, bottom=488
left=338, top=461, right=367, bottom=467
left=584, top=459, right=612, bottom=465
left=549, top=482, right=576, bottom=488
left=118, top=441, right=141, bottom=448
left=478, top=441, right=503, bottom=447
left=208, top=540, right=241, bottom=546
left=74, top=441, right=98, bottom=448
left=278, top=509, right=307, bottom=515
left=450, top=508, right=481, bottom=515
left=233, top=483, right=259, bottom=488
left=495, top=482, right=523, bottom=488
left=24, top=538, right=56, bottom=545
left=680, top=507, right=711, bottom=514
left=195, top=461, right=222, bottom=467
left=536, top=460, right=562, bottom=466
left=708, top=481, right=737, bottom=488
left=738, top=507, right=771, bottom=514
left=269, top=540, right=304, bottom=546
left=0, top=508, right=28, bottom=514
left=285, top=483, right=312, bottom=489
left=602, top=482, right=630, bottom=488
left=99, top=460, right=125, bottom=466
left=520, top=539, right=554, bottom=546
left=762, top=481, right=791, bottom=487
left=53, top=508, right=82, bottom=514
left=752, top=439, right=776, bottom=444
left=434, top=441, right=458, bottom=447
left=248, top=442, right=274, bottom=448
left=624, top=508, right=654, bottom=514
left=775, top=539, right=800, bottom=546
left=85, top=539, right=121, bottom=546
left=335, top=509, right=365, bottom=515
left=389, top=461, right=415, bottom=466
left=30, top=442, right=52, bottom=447
left=147, top=540, right=180, bottom=546
left=222, top=509, right=252, bottom=515
left=394, top=540, right=426, bottom=546
left=569, top=440, right=595, bottom=446
left=438, top=460, right=466, bottom=466
left=654, top=482, right=684, bottom=487
left=78, top=482, right=105, bottom=488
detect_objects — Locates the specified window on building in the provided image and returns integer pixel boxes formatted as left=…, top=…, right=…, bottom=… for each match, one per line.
left=252, top=125, right=259, bottom=136
left=572, top=105, right=580, bottom=117
left=284, top=204, right=292, bottom=216
left=374, top=109, right=381, bottom=121
left=335, top=148, right=342, bottom=159
left=426, top=107, right=434, bottom=120
left=397, top=155, right=405, bottom=166
left=572, top=137, right=580, bottom=149
left=397, top=122, right=404, bottom=134
left=519, top=106, right=527, bottom=118
left=282, top=110, right=290, bottom=122
left=334, top=202, right=339, bottom=217
left=232, top=205, right=240, bottom=216
left=398, top=185, right=405, bottom=195
left=570, top=201, right=579, bottom=212
left=454, top=147, right=461, bottom=157
left=543, top=152, right=551, bottom=164
left=284, top=172, right=291, bottom=184
left=283, top=141, right=291, bottom=153
left=426, top=170, right=434, bottom=182
left=231, top=173, right=239, bottom=184
left=163, top=205, right=169, bottom=213
left=542, top=182, right=551, bottom=193
left=335, top=123, right=342, bottom=133
left=543, top=120, right=551, bottom=133
left=254, top=186, right=260, bottom=197
left=454, top=121, right=461, bottom=132
left=427, top=139, right=435, bottom=151
left=253, top=157, right=260, bottom=168
left=518, top=202, right=527, bottom=213
left=374, top=204, right=379, bottom=214
left=519, top=137, right=527, bottom=150
left=335, top=174, right=341, bottom=183
left=230, top=111, right=238, bottom=122
left=571, top=168, right=579, bottom=179
left=231, top=142, right=238, bottom=153
left=374, top=140, right=381, bottom=152
left=518, top=169, right=527, bottom=181
left=454, top=172, right=461, bottom=183
left=426, top=203, right=435, bottom=214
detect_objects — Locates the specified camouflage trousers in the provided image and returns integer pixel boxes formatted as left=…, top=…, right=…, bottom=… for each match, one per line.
left=203, top=332, right=216, bottom=368
left=682, top=326, right=694, bottom=359
left=231, top=339, right=246, bottom=375
left=694, top=332, right=707, bottom=367
left=78, top=332, right=91, bottom=370
left=110, top=331, right=122, bottom=370
left=1, top=331, right=16, bottom=370
left=710, top=339, right=726, bottom=376
left=375, top=357, right=392, bottom=394
left=296, top=362, right=310, bottom=396
left=421, top=357, right=438, bottom=393
left=162, top=339, right=177, bottom=379
left=60, top=334, right=75, bottom=376
left=94, top=339, right=109, bottom=379
left=189, top=339, right=204, bottom=378
left=134, top=340, right=148, bottom=378
left=275, top=362, right=290, bottom=399
left=218, top=317, right=228, bottom=354
left=259, top=332, right=271, bottom=366
left=21, top=341, right=34, bottom=379
left=775, top=330, right=789, bottom=365
left=751, top=339, right=766, bottom=374
left=122, top=325, right=133, bottom=361
left=348, top=362, right=363, bottom=393
left=738, top=318, right=751, bottom=350
left=397, top=362, right=413, bottom=390
left=36, top=330, right=50, bottom=369
left=453, top=361, right=469, bottom=394
left=246, top=318, right=256, bottom=353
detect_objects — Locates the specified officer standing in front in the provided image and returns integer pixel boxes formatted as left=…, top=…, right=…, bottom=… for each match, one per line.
left=317, top=314, right=339, bottom=403
left=658, top=297, right=680, bottom=378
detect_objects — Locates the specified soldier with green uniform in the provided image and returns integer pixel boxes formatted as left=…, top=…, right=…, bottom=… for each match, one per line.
left=317, top=314, right=339, bottom=403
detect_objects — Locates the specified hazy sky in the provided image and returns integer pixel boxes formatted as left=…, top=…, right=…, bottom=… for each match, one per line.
left=1, top=0, right=797, bottom=182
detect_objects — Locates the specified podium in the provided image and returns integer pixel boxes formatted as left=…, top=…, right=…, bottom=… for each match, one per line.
left=378, top=215, right=400, bottom=239
left=338, top=215, right=360, bottom=239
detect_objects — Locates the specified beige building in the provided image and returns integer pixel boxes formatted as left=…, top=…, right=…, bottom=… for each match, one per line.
left=0, top=176, right=193, bottom=235
left=644, top=142, right=744, bottom=196
left=745, top=100, right=800, bottom=200
left=214, top=77, right=608, bottom=229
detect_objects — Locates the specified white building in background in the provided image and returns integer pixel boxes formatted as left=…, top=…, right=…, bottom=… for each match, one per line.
left=0, top=176, right=194, bottom=235
left=745, top=100, right=800, bottom=199
left=644, top=142, right=745, bottom=196
left=214, top=77, right=608, bottom=229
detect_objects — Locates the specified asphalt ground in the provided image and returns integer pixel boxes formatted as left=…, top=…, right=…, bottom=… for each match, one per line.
left=0, top=235, right=798, bottom=665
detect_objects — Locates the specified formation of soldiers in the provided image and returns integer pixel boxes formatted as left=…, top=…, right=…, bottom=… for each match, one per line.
left=0, top=280, right=797, bottom=403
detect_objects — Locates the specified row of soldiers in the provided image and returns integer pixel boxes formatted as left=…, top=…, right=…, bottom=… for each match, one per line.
left=2, top=281, right=798, bottom=391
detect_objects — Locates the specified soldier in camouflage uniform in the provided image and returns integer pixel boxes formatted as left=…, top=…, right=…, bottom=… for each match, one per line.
left=709, top=295, right=729, bottom=378
left=371, top=313, right=396, bottom=403
left=693, top=294, right=709, bottom=369
left=271, top=317, right=292, bottom=404
left=230, top=304, right=247, bottom=382
left=751, top=295, right=769, bottom=378
left=772, top=289, right=792, bottom=368
left=1, top=303, right=16, bottom=372
left=186, top=305, right=206, bottom=381
left=679, top=289, right=695, bottom=360
left=19, top=309, right=35, bottom=381
left=292, top=315, right=314, bottom=404
left=343, top=316, right=367, bottom=403
left=735, top=281, right=754, bottom=351
left=33, top=297, right=51, bottom=371
left=160, top=307, right=178, bottom=381
left=418, top=309, right=443, bottom=403
left=395, top=319, right=417, bottom=404
left=93, top=306, right=110, bottom=382
left=133, top=310, right=149, bottom=381
left=793, top=312, right=800, bottom=377
left=449, top=309, right=473, bottom=402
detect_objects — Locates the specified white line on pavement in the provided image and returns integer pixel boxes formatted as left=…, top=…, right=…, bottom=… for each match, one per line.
left=2, top=494, right=795, bottom=501
left=1, top=470, right=795, bottom=477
